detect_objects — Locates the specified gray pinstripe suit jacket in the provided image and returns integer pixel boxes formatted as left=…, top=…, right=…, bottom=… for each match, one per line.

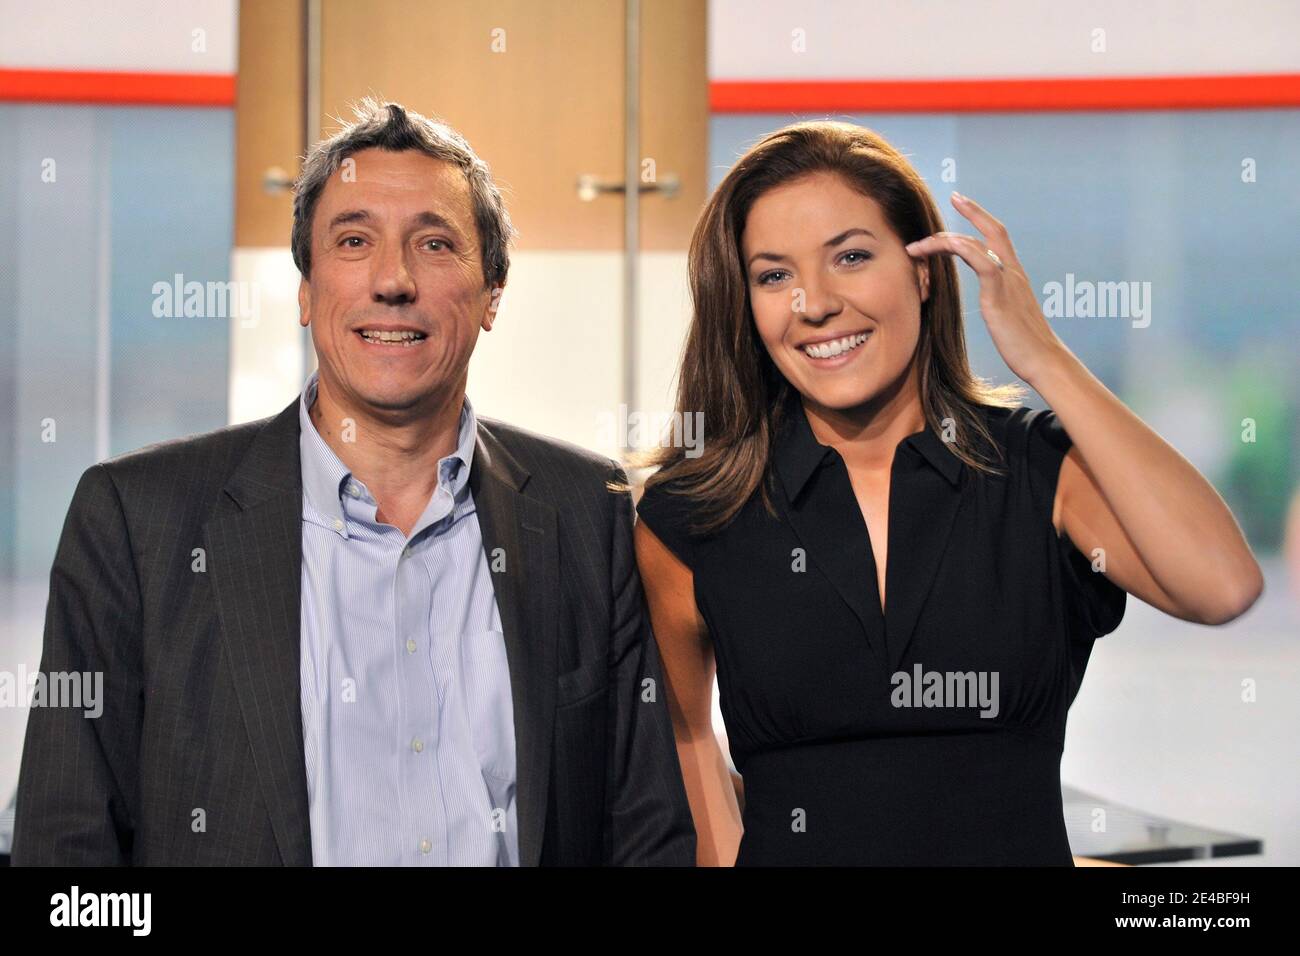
left=11, top=398, right=696, bottom=866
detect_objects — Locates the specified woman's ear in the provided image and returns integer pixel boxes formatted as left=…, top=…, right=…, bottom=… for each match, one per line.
left=916, top=259, right=930, bottom=304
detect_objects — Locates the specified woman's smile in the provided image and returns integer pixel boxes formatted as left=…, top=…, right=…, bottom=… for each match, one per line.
left=796, top=329, right=873, bottom=368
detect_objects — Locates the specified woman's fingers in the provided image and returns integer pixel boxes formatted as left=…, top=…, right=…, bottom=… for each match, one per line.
left=949, top=192, right=1022, bottom=268
left=905, top=232, right=1007, bottom=280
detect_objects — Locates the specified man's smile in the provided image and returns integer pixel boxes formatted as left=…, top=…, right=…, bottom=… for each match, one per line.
left=354, top=323, right=429, bottom=347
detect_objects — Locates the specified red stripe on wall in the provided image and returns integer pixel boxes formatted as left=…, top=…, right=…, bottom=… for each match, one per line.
left=0, top=68, right=235, bottom=107
left=710, top=73, right=1300, bottom=113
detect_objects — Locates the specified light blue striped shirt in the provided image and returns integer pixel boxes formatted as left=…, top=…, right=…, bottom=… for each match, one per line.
left=297, top=371, right=518, bottom=866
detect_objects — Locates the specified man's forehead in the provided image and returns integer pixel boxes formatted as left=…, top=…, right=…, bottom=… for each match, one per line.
left=317, top=148, right=472, bottom=219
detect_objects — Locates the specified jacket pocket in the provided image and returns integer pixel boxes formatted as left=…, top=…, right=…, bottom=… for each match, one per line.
left=556, top=657, right=608, bottom=708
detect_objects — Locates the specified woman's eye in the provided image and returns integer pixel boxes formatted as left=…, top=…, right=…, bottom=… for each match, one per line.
left=756, top=253, right=868, bottom=285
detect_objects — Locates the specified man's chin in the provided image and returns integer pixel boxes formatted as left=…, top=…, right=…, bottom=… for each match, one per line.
left=359, top=391, right=430, bottom=414
left=340, top=378, right=436, bottom=413
left=320, top=367, right=459, bottom=418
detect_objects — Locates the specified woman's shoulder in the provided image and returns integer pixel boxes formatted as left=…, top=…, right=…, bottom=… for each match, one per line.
left=971, top=402, right=1073, bottom=464
left=635, top=472, right=712, bottom=570
left=967, top=403, right=1078, bottom=522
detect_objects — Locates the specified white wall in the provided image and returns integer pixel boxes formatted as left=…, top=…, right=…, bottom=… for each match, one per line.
left=0, top=0, right=237, bottom=72
left=709, top=0, right=1300, bottom=80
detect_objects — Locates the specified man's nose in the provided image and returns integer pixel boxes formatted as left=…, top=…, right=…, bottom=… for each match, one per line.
left=371, top=242, right=417, bottom=304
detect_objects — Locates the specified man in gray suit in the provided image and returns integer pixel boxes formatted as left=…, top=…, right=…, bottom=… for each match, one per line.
left=12, top=99, right=695, bottom=866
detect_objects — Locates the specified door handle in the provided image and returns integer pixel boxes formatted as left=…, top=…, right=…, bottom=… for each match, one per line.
left=576, top=173, right=680, bottom=201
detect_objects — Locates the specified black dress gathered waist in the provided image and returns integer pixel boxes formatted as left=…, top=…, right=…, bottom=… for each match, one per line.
left=737, top=732, right=1071, bottom=866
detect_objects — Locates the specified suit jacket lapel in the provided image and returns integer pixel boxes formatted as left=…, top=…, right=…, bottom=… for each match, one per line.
left=469, top=420, right=558, bottom=868
left=204, top=399, right=313, bottom=866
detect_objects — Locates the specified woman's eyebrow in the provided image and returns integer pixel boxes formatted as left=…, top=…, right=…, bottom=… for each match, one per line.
left=747, top=227, right=878, bottom=268
left=825, top=227, right=876, bottom=246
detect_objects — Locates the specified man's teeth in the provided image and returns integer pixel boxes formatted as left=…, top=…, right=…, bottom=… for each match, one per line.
left=801, top=332, right=869, bottom=359
left=359, top=329, right=426, bottom=346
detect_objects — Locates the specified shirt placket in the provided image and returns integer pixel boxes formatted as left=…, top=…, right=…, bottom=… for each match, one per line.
left=394, top=527, right=446, bottom=865
left=342, top=480, right=448, bottom=866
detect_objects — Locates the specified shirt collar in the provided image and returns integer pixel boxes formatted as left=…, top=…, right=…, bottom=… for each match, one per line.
left=774, top=389, right=963, bottom=503
left=298, top=370, right=479, bottom=529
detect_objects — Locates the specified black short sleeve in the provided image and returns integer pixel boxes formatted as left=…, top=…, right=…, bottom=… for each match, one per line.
left=635, top=477, right=701, bottom=572
left=1020, top=407, right=1127, bottom=639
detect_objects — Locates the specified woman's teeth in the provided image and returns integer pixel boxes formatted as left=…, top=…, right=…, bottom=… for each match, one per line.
left=359, top=330, right=426, bottom=346
left=801, top=331, right=869, bottom=359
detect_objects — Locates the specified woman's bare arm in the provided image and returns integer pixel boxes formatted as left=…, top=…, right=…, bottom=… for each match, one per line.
left=1042, top=352, right=1262, bottom=624
left=634, top=519, right=743, bottom=866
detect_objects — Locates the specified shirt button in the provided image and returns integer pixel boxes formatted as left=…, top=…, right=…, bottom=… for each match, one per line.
left=411, top=737, right=424, bottom=753
left=332, top=518, right=344, bottom=532
left=346, top=483, right=360, bottom=497
left=419, top=838, right=431, bottom=854
left=406, top=638, right=417, bottom=654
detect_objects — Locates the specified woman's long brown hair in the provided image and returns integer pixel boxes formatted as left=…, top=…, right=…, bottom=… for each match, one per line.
left=638, top=120, right=1023, bottom=534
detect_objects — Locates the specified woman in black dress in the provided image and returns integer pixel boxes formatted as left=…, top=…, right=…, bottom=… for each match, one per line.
left=634, top=121, right=1263, bottom=866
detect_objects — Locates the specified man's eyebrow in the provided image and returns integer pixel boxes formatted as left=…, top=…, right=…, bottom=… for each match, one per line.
left=326, top=209, right=372, bottom=231
left=747, top=227, right=878, bottom=268
left=409, top=210, right=461, bottom=234
left=326, top=208, right=463, bottom=235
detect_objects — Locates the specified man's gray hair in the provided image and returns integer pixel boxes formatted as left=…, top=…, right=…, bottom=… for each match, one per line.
left=291, top=97, right=514, bottom=290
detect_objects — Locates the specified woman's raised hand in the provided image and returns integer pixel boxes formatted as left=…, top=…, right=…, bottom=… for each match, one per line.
left=906, top=192, right=1066, bottom=387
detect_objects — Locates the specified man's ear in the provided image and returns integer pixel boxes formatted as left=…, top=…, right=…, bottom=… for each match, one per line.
left=481, top=282, right=505, bottom=332
left=916, top=259, right=930, bottom=304
left=298, top=277, right=310, bottom=327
